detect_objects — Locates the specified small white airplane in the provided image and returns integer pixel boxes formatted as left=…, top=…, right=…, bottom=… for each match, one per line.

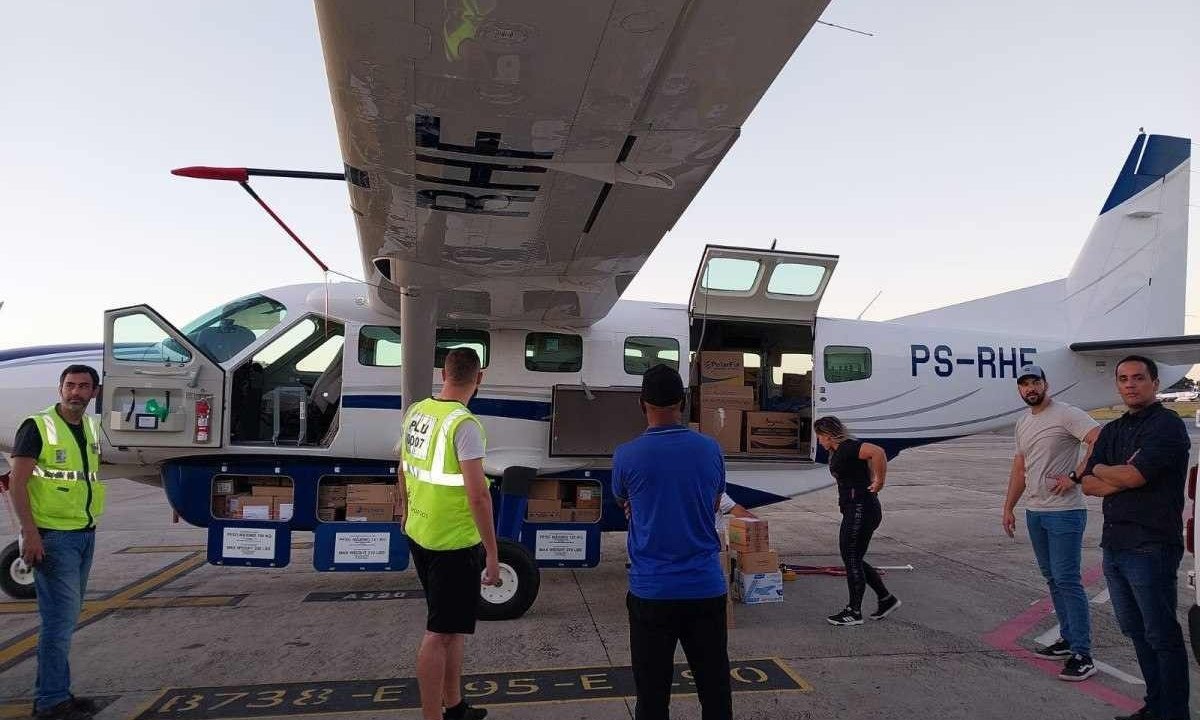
left=1, top=2, right=1196, bottom=619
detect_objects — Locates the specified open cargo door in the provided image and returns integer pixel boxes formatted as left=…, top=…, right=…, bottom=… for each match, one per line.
left=101, top=305, right=225, bottom=449
left=689, top=245, right=838, bottom=324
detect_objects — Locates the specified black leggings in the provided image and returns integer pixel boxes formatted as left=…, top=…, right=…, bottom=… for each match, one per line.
left=839, top=497, right=890, bottom=612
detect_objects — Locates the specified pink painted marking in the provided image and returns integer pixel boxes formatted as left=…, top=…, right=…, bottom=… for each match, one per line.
left=982, top=564, right=1141, bottom=713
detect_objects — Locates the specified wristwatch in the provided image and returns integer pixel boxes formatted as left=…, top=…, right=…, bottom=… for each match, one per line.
left=1068, top=470, right=1081, bottom=484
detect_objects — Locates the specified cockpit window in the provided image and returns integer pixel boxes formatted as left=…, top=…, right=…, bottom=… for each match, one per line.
left=180, top=294, right=288, bottom=363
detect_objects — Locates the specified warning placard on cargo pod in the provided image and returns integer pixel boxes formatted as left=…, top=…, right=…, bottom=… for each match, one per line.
left=535, top=530, right=587, bottom=561
left=334, top=532, right=390, bottom=564
left=222, top=528, right=276, bottom=560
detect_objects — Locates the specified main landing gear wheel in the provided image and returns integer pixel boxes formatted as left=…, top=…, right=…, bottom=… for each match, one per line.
left=1, top=540, right=35, bottom=600
left=477, top=538, right=539, bottom=621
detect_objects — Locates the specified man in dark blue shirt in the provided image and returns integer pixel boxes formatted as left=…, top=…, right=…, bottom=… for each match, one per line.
left=1082, top=355, right=1190, bottom=720
left=613, top=364, right=731, bottom=720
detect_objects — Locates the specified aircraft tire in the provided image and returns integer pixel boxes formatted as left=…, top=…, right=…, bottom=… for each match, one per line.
left=477, top=538, right=539, bottom=621
left=0, top=540, right=36, bottom=600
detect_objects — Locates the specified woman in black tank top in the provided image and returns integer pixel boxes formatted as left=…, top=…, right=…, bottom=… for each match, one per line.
left=815, top=416, right=901, bottom=626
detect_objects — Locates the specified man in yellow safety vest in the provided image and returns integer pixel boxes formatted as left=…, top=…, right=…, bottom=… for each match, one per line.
left=9, top=365, right=104, bottom=720
left=397, top=348, right=499, bottom=720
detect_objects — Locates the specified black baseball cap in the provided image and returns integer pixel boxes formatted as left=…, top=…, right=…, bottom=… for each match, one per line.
left=641, top=364, right=685, bottom=407
left=1017, top=364, right=1046, bottom=382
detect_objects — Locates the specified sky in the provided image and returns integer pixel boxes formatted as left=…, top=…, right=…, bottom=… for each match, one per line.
left=2, top=1, right=1198, bottom=359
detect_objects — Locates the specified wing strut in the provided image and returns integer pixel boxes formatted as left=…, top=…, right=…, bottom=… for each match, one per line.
left=171, top=166, right=344, bottom=273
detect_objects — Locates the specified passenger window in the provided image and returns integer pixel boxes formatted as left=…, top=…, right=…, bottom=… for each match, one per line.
left=699, top=258, right=760, bottom=292
left=112, top=313, right=192, bottom=364
left=824, top=346, right=872, bottom=383
left=624, top=337, right=680, bottom=375
left=435, top=329, right=490, bottom=368
left=525, top=333, right=583, bottom=372
left=767, top=263, right=826, bottom=296
left=359, top=326, right=402, bottom=367
left=355, top=327, right=489, bottom=368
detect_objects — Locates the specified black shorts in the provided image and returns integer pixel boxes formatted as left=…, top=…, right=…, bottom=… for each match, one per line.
left=408, top=539, right=484, bottom=635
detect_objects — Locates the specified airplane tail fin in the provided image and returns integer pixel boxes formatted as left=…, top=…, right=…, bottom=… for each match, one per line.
left=1065, top=133, right=1191, bottom=342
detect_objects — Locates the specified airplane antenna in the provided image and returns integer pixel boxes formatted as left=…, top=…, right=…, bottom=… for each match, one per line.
left=856, top=290, right=882, bottom=320
left=770, top=238, right=777, bottom=251
left=816, top=19, right=875, bottom=37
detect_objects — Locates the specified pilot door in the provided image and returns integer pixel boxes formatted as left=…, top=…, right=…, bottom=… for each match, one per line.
left=101, top=305, right=226, bottom=449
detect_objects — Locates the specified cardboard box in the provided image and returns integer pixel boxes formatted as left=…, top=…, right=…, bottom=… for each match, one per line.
left=528, top=479, right=564, bottom=501
left=728, top=517, right=770, bottom=553
left=346, top=484, right=395, bottom=504
left=318, top=485, right=347, bottom=508
left=277, top=501, right=294, bottom=522
left=345, top=502, right=394, bottom=522
left=744, top=367, right=760, bottom=385
left=781, top=372, right=810, bottom=398
left=688, top=422, right=700, bottom=432
left=241, top=496, right=273, bottom=520
left=698, top=352, right=744, bottom=386
left=745, top=412, right=803, bottom=454
left=733, top=571, right=784, bottom=604
left=699, top=383, right=755, bottom=409
left=252, top=485, right=294, bottom=499
left=574, top=485, right=602, bottom=509
left=700, top=408, right=743, bottom=453
left=528, top=509, right=571, bottom=522
left=736, top=549, right=779, bottom=574
left=317, top=507, right=338, bottom=522
left=213, top=479, right=234, bottom=495
left=572, top=508, right=601, bottom=523
left=225, top=494, right=250, bottom=517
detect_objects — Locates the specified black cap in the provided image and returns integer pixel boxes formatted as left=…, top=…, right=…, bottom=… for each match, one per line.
left=1017, top=364, right=1046, bottom=382
left=641, top=364, right=685, bottom=407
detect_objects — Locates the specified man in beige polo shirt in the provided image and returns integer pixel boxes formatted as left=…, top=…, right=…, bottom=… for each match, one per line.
left=1002, top=364, right=1100, bottom=682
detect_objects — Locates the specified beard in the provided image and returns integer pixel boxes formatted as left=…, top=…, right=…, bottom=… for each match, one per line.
left=1021, top=392, right=1044, bottom=407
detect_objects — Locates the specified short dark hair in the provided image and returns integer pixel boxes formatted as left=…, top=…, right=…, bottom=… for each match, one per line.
left=60, top=364, right=99, bottom=387
left=444, top=347, right=481, bottom=384
left=1115, top=354, right=1158, bottom=381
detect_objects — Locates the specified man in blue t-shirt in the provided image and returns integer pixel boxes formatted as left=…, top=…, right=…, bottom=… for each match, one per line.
left=613, top=364, right=731, bottom=720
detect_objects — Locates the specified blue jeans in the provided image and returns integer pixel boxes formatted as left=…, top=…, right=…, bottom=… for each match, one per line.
left=1104, top=544, right=1190, bottom=719
left=32, top=529, right=95, bottom=711
left=1026, top=509, right=1090, bottom=656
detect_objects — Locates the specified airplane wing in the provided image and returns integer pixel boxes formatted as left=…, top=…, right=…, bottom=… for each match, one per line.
left=314, top=0, right=829, bottom=327
left=1070, top=335, right=1200, bottom=366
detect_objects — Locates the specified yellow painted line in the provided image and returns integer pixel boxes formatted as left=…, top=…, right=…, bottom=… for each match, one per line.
left=0, top=593, right=240, bottom=614
left=0, top=553, right=210, bottom=668
left=106, top=553, right=210, bottom=604
left=120, top=595, right=240, bottom=609
left=771, top=657, right=815, bottom=692
left=0, top=702, right=32, bottom=719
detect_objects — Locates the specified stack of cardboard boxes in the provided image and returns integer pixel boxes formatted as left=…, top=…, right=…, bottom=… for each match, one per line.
left=696, top=351, right=754, bottom=454
left=727, top=517, right=783, bottom=604
left=217, top=479, right=295, bottom=521
left=345, top=483, right=396, bottom=522
left=317, top=484, right=347, bottom=521
left=691, top=351, right=809, bottom=456
left=525, top=479, right=602, bottom=523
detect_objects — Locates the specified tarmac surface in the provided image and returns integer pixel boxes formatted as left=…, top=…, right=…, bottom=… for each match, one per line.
left=1, top=429, right=1198, bottom=719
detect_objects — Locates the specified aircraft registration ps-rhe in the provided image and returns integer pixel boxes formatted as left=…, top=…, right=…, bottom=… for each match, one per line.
left=0, top=1, right=1194, bottom=620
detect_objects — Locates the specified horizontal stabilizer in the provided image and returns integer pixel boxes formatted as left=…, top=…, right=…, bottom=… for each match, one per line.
left=1070, top=335, right=1200, bottom=366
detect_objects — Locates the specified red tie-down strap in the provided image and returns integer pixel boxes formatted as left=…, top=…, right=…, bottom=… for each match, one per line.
left=0, top=472, right=9, bottom=493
